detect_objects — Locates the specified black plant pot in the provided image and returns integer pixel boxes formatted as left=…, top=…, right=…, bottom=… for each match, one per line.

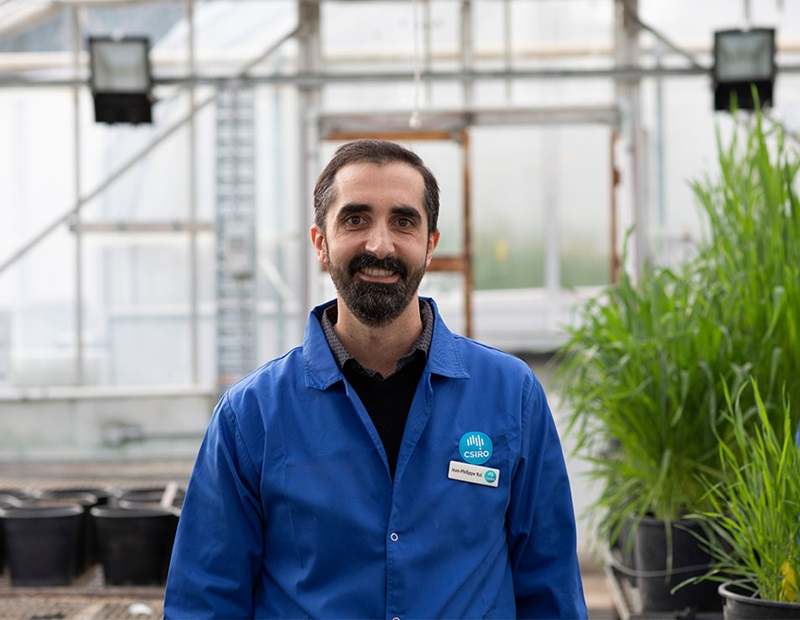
left=0, top=505, right=84, bottom=586
left=37, top=486, right=116, bottom=506
left=0, top=494, right=21, bottom=576
left=32, top=491, right=100, bottom=573
left=634, top=515, right=722, bottom=613
left=116, top=485, right=185, bottom=510
left=92, top=506, right=178, bottom=586
left=720, top=581, right=800, bottom=619
left=0, top=489, right=33, bottom=501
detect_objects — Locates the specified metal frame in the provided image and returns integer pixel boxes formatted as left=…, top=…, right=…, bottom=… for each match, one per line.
left=0, top=4, right=298, bottom=392
left=0, top=0, right=686, bottom=393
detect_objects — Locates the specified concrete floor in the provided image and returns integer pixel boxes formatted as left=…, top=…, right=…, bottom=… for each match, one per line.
left=584, top=571, right=617, bottom=619
left=0, top=571, right=615, bottom=620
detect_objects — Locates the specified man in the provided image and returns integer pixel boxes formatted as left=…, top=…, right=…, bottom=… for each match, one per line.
left=164, top=139, right=587, bottom=619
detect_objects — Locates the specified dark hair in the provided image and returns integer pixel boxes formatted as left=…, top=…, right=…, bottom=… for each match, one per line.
left=313, top=139, right=440, bottom=235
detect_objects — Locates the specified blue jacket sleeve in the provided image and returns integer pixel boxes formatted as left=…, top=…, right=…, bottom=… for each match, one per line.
left=164, top=393, right=264, bottom=619
left=507, top=375, right=588, bottom=619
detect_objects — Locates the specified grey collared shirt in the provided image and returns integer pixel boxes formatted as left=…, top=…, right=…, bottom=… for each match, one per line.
left=321, top=300, right=433, bottom=380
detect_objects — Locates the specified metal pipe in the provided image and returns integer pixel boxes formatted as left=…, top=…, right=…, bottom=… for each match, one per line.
left=186, top=0, right=199, bottom=384
left=0, top=64, right=726, bottom=90
left=614, top=0, right=646, bottom=278
left=609, top=131, right=621, bottom=284
left=503, top=0, right=512, bottom=103
left=423, top=0, right=432, bottom=106
left=319, top=106, right=620, bottom=133
left=70, top=221, right=213, bottom=233
left=102, top=423, right=206, bottom=447
left=410, top=0, right=423, bottom=127
left=297, top=0, right=321, bottom=345
left=655, top=41, right=666, bottom=231
left=0, top=41, right=732, bottom=74
left=460, top=0, right=474, bottom=108
left=461, top=130, right=473, bottom=339
left=70, top=6, right=84, bottom=386
left=272, top=52, right=287, bottom=353
left=0, top=383, right=215, bottom=403
left=51, top=0, right=177, bottom=5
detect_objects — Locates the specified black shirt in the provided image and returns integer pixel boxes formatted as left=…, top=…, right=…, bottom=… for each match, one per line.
left=321, top=301, right=433, bottom=478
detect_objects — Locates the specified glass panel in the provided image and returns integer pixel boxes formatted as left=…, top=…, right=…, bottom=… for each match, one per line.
left=557, top=127, right=611, bottom=287
left=471, top=126, right=545, bottom=290
left=472, top=125, right=611, bottom=291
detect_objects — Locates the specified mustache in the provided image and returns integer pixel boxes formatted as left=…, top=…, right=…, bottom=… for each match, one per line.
left=348, top=253, right=408, bottom=278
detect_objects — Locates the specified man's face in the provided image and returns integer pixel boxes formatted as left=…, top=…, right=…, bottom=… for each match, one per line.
left=311, top=161, right=440, bottom=327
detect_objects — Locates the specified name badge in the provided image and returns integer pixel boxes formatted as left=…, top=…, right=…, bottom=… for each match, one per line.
left=448, top=460, right=499, bottom=487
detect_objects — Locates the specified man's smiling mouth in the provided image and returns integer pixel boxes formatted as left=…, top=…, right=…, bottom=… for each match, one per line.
left=361, top=267, right=396, bottom=278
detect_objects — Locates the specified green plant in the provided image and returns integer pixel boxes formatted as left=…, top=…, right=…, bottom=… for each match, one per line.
left=555, top=109, right=800, bottom=542
left=692, top=379, right=800, bottom=604
left=691, top=113, right=800, bottom=435
left=555, top=252, right=738, bottom=534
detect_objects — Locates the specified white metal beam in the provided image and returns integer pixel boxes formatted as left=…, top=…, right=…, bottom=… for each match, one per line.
left=319, top=106, right=621, bottom=138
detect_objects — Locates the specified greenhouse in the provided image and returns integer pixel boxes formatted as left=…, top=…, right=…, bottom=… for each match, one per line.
left=1, top=0, right=799, bottom=618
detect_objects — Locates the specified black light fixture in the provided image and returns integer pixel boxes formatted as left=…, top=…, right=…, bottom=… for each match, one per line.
left=88, top=36, right=153, bottom=124
left=713, top=28, right=776, bottom=111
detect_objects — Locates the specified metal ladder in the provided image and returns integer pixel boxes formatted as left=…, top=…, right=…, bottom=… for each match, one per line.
left=215, top=84, right=257, bottom=396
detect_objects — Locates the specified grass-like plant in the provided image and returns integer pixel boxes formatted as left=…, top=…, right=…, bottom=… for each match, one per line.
left=692, top=379, right=800, bottom=604
left=555, top=109, right=800, bottom=542
left=690, top=113, right=800, bottom=435
left=555, top=252, right=739, bottom=535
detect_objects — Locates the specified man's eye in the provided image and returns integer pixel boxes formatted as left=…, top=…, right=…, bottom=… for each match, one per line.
left=344, top=215, right=365, bottom=226
left=397, top=218, right=414, bottom=228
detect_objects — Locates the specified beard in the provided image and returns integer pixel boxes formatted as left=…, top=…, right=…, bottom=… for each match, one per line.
left=327, top=249, right=427, bottom=327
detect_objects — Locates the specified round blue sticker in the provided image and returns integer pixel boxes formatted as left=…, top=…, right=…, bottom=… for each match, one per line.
left=459, top=431, right=493, bottom=465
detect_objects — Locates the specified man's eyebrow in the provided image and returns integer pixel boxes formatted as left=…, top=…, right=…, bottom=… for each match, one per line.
left=336, top=203, right=423, bottom=222
left=391, top=205, right=423, bottom=221
left=337, top=203, right=372, bottom=217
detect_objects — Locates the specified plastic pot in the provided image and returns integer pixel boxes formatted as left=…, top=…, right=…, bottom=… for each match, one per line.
left=32, top=491, right=100, bottom=573
left=633, top=515, right=722, bottom=613
left=719, top=580, right=800, bottom=619
left=0, top=505, right=84, bottom=586
left=92, top=506, right=179, bottom=586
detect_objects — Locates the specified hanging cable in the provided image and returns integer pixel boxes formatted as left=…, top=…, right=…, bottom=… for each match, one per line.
left=409, top=0, right=422, bottom=129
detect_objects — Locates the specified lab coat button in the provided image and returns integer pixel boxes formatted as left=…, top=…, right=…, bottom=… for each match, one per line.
left=390, top=532, right=399, bottom=542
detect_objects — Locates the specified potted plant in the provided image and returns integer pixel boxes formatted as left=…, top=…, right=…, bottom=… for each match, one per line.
left=555, top=251, right=733, bottom=611
left=690, top=379, right=800, bottom=620
left=555, top=109, right=800, bottom=614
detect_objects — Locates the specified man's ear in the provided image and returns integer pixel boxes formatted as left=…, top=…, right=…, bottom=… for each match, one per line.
left=425, top=231, right=441, bottom=267
left=311, top=225, right=328, bottom=265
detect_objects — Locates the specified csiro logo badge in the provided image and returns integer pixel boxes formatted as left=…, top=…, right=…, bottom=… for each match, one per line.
left=459, top=431, right=493, bottom=465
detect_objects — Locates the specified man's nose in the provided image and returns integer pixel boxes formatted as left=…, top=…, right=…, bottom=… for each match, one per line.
left=364, top=224, right=394, bottom=257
